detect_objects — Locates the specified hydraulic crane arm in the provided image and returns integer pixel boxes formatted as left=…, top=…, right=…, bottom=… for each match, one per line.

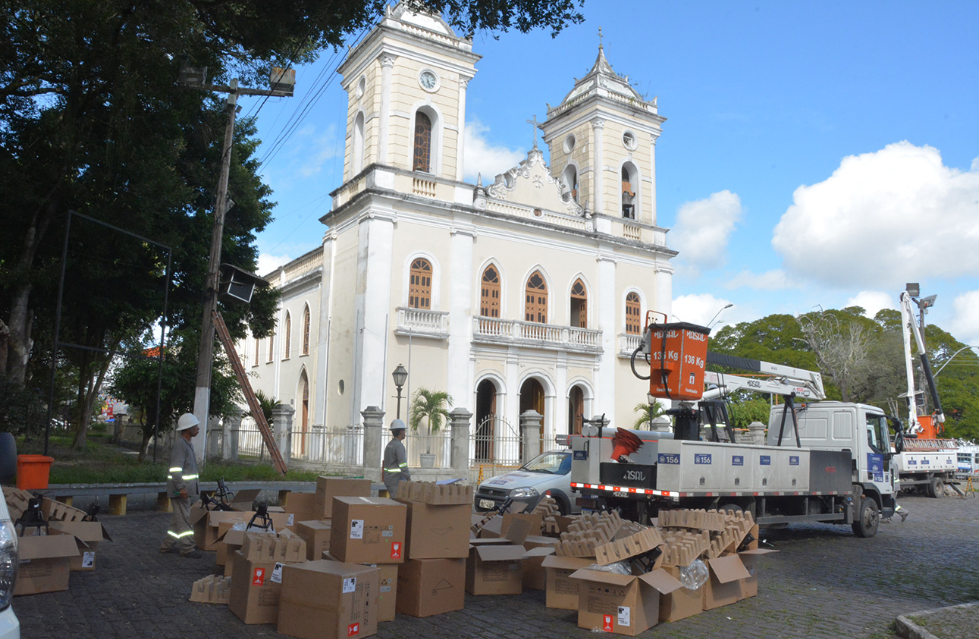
left=701, top=351, right=826, bottom=401
left=899, top=292, right=944, bottom=434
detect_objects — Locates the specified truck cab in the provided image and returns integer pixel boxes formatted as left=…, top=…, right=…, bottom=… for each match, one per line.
left=768, top=401, right=897, bottom=520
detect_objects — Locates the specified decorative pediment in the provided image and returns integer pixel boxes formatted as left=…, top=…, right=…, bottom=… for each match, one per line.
left=484, top=147, right=584, bottom=216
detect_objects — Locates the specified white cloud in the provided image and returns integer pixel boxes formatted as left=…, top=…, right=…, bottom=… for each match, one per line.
left=773, top=142, right=979, bottom=288
left=949, top=290, right=979, bottom=345
left=463, top=119, right=525, bottom=183
left=672, top=293, right=735, bottom=328
left=724, top=269, right=795, bottom=291
left=844, top=291, right=896, bottom=318
left=298, top=123, right=340, bottom=177
left=257, top=253, right=291, bottom=276
left=670, top=191, right=743, bottom=276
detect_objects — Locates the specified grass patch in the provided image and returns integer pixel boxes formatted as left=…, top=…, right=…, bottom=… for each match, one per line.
left=31, top=435, right=326, bottom=484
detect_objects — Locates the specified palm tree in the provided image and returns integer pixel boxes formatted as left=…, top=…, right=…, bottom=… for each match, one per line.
left=409, top=388, right=453, bottom=454
left=633, top=401, right=668, bottom=430
left=251, top=390, right=278, bottom=427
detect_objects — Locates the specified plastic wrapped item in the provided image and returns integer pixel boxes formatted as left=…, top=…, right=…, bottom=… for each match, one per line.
left=585, top=560, right=631, bottom=575
left=678, top=559, right=708, bottom=590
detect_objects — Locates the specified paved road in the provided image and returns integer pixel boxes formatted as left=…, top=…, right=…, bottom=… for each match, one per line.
left=15, top=494, right=979, bottom=638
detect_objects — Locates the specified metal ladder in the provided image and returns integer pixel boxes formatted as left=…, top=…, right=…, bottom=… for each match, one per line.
left=212, top=310, right=287, bottom=475
left=903, top=438, right=958, bottom=452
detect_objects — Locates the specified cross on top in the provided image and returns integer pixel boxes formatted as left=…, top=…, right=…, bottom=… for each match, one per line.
left=527, top=115, right=540, bottom=148
left=598, top=27, right=603, bottom=48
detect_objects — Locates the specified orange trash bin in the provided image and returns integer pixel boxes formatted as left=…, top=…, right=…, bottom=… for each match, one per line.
left=645, top=318, right=710, bottom=401
left=16, top=455, right=55, bottom=490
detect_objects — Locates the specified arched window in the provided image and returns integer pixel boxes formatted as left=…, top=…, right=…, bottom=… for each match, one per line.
left=409, top=258, right=432, bottom=309
left=626, top=292, right=642, bottom=335
left=353, top=112, right=365, bottom=173
left=267, top=327, right=275, bottom=363
left=570, top=279, right=587, bottom=328
left=302, top=305, right=311, bottom=356
left=622, top=162, right=639, bottom=219
left=525, top=271, right=548, bottom=323
left=562, top=165, right=578, bottom=202
left=253, top=337, right=260, bottom=366
left=413, top=112, right=432, bottom=172
left=283, top=312, right=291, bottom=359
left=481, top=266, right=501, bottom=318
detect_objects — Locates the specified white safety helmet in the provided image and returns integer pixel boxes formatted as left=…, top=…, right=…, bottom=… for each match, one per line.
left=176, top=413, right=200, bottom=431
left=389, top=419, right=407, bottom=432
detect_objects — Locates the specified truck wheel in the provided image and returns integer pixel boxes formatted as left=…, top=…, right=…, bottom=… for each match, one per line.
left=852, top=496, right=880, bottom=538
left=718, top=502, right=743, bottom=515
left=927, top=476, right=945, bottom=499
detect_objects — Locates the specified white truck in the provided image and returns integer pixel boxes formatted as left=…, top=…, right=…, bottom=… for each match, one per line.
left=571, top=347, right=898, bottom=537
left=892, top=291, right=958, bottom=497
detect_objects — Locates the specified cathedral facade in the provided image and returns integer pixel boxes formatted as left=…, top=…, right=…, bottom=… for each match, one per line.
left=239, top=4, right=677, bottom=455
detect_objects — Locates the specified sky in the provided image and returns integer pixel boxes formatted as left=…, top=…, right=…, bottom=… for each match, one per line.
left=245, top=1, right=979, bottom=349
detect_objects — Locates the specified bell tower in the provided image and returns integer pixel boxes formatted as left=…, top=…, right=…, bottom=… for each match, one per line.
left=540, top=44, right=665, bottom=227
left=338, top=2, right=480, bottom=183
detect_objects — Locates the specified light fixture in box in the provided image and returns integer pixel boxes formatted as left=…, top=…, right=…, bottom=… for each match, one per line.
left=219, top=264, right=267, bottom=304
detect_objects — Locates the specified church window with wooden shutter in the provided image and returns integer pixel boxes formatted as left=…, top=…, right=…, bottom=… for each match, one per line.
left=302, top=305, right=311, bottom=356
left=570, top=279, right=587, bottom=328
left=413, top=112, right=432, bottom=172
left=481, top=266, right=501, bottom=318
left=267, top=327, right=275, bottom=363
left=626, top=292, right=642, bottom=335
left=283, top=312, right=291, bottom=359
left=409, top=258, right=433, bottom=309
left=525, top=271, right=548, bottom=323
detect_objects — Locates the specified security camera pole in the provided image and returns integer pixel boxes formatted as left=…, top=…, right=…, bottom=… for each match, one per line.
left=179, top=67, right=295, bottom=462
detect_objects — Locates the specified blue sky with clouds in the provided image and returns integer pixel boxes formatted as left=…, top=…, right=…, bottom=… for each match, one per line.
left=246, top=1, right=979, bottom=346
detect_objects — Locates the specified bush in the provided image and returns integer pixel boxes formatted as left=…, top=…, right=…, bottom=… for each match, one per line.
left=90, top=422, right=108, bottom=434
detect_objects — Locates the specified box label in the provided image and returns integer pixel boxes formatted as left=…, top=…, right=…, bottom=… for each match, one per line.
left=789, top=456, right=800, bottom=466
left=271, top=563, right=284, bottom=584
left=252, top=567, right=265, bottom=586
left=760, top=455, right=771, bottom=466
left=350, top=519, right=364, bottom=539
left=380, top=585, right=391, bottom=593
left=287, top=514, right=295, bottom=526
left=574, top=450, right=588, bottom=460
left=658, top=453, right=680, bottom=465
left=82, top=551, right=95, bottom=568
left=347, top=622, right=360, bottom=636
left=343, top=577, right=357, bottom=594
left=694, top=453, right=712, bottom=465
left=732, top=455, right=744, bottom=466
left=381, top=530, right=393, bottom=537
left=390, top=542, right=402, bottom=559
left=603, top=615, right=613, bottom=632
left=617, top=606, right=631, bottom=626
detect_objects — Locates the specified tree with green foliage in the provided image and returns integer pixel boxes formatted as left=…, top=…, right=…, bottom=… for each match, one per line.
left=409, top=388, right=453, bottom=454
left=632, top=401, right=668, bottom=430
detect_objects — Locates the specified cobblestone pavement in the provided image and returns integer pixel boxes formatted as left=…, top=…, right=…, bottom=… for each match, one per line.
left=14, top=494, right=979, bottom=639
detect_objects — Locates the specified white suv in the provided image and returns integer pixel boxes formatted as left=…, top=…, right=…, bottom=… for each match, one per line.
left=0, top=495, right=19, bottom=638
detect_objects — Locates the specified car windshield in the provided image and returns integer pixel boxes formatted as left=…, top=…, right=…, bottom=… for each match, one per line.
left=521, top=452, right=571, bottom=475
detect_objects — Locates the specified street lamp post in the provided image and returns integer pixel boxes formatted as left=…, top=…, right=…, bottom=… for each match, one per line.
left=707, top=303, right=734, bottom=329
left=181, top=66, right=295, bottom=462
left=392, top=364, right=408, bottom=420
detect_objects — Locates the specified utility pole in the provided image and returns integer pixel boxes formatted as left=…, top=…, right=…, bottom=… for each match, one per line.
left=179, top=67, right=295, bottom=462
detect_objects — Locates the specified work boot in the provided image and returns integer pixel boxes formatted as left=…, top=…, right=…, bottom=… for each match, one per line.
left=181, top=549, right=203, bottom=559
left=899, top=510, right=909, bottom=522
left=159, top=544, right=175, bottom=554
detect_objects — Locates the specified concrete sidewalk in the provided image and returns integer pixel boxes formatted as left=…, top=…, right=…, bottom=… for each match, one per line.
left=897, top=602, right=979, bottom=639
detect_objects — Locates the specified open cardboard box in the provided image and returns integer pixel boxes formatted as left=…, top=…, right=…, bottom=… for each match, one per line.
left=570, top=567, right=682, bottom=636
left=702, top=554, right=752, bottom=610
left=540, top=555, right=594, bottom=610
left=466, top=544, right=525, bottom=595
left=48, top=520, right=111, bottom=571
left=14, top=532, right=79, bottom=596
left=191, top=508, right=291, bottom=551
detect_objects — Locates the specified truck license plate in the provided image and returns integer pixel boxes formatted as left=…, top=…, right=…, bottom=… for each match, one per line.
left=479, top=499, right=495, bottom=509
left=613, top=491, right=629, bottom=498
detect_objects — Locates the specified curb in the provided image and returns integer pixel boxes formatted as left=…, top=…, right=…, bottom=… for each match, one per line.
left=896, top=602, right=979, bottom=639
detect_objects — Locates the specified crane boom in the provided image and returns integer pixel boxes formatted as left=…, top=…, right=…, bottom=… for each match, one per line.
left=899, top=291, right=944, bottom=435
left=701, top=351, right=826, bottom=401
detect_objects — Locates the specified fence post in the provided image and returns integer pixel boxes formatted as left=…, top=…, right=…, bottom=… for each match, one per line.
left=361, top=406, right=384, bottom=483
left=206, top=416, right=221, bottom=459
left=520, top=410, right=542, bottom=465
left=272, top=404, right=294, bottom=465
left=449, top=407, right=472, bottom=475
left=747, top=420, right=766, bottom=445
left=112, top=414, right=126, bottom=444
left=223, top=408, right=242, bottom=461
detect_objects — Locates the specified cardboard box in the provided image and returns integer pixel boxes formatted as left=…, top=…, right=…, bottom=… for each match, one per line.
left=228, top=488, right=262, bottom=511
left=659, top=566, right=703, bottom=622
left=541, top=555, right=593, bottom=610
left=522, top=546, right=555, bottom=590
left=229, top=551, right=292, bottom=624
left=738, top=548, right=777, bottom=599
left=702, top=554, right=751, bottom=610
left=502, top=512, right=543, bottom=537
left=315, top=477, right=371, bottom=519
left=14, top=533, right=79, bottom=595
left=471, top=517, right=531, bottom=546
left=296, top=520, right=332, bottom=560
left=190, top=575, right=232, bottom=604
left=278, top=560, right=379, bottom=639
left=570, top=568, right=682, bottom=636
left=399, top=500, right=470, bottom=559
left=396, top=558, right=466, bottom=617
left=191, top=509, right=291, bottom=551
left=240, top=530, right=306, bottom=563
left=323, top=552, right=397, bottom=622
left=282, top=492, right=319, bottom=530
left=330, top=497, right=406, bottom=564
left=215, top=519, right=248, bottom=566
left=395, top=481, right=472, bottom=505
left=466, top=544, right=525, bottom=595
left=48, top=520, right=109, bottom=571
